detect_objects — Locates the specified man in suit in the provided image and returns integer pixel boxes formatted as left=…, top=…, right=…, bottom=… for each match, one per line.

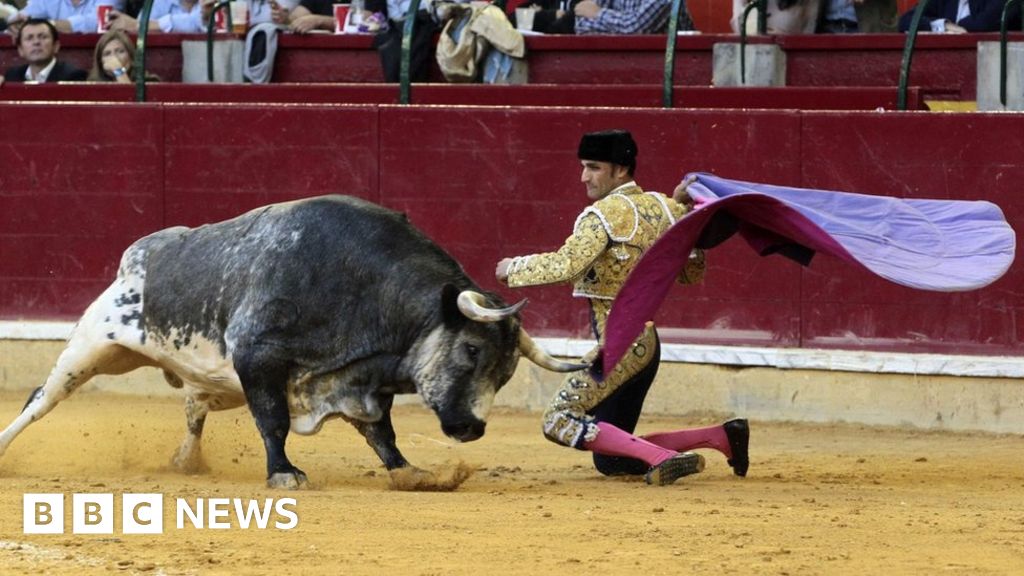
left=898, top=0, right=1022, bottom=32
left=1, top=18, right=88, bottom=85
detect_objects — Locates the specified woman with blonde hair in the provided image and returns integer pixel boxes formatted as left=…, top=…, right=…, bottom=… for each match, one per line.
left=88, top=30, right=159, bottom=83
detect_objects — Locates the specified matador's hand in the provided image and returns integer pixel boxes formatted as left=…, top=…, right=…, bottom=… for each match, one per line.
left=495, top=258, right=513, bottom=284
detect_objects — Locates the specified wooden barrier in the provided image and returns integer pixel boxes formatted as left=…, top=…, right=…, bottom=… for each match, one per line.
left=3, top=32, right=1020, bottom=99
left=1, top=103, right=1020, bottom=356
left=0, top=82, right=924, bottom=109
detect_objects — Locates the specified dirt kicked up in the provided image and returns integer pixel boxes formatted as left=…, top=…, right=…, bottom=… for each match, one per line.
left=0, top=390, right=1021, bottom=575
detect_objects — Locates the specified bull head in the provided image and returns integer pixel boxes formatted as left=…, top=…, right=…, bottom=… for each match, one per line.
left=456, top=291, right=587, bottom=373
left=417, top=287, right=587, bottom=444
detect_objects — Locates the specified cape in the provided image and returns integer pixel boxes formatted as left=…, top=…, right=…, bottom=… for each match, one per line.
left=599, top=172, right=1016, bottom=374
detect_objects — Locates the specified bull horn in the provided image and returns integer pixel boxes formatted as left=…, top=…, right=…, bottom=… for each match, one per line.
left=457, top=290, right=527, bottom=322
left=518, top=329, right=589, bottom=373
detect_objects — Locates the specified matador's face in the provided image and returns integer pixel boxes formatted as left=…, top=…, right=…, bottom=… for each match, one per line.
left=580, top=160, right=631, bottom=201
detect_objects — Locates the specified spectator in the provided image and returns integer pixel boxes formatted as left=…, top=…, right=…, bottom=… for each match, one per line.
left=731, top=0, right=818, bottom=34
left=365, top=0, right=437, bottom=82
left=7, top=0, right=124, bottom=34
left=517, top=0, right=694, bottom=34
left=575, top=0, right=692, bottom=33
left=898, top=0, right=1021, bottom=33
left=241, top=0, right=300, bottom=84
left=250, top=0, right=297, bottom=26
left=817, top=0, right=859, bottom=32
left=87, top=28, right=159, bottom=81
left=274, top=0, right=335, bottom=33
left=106, top=0, right=214, bottom=33
left=1, top=18, right=87, bottom=84
left=836, top=0, right=898, bottom=33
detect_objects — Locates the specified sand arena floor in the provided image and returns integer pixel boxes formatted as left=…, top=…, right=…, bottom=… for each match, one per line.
left=0, top=390, right=1021, bottom=575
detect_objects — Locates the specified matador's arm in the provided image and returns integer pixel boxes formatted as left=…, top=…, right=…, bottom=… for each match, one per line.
left=506, top=212, right=609, bottom=288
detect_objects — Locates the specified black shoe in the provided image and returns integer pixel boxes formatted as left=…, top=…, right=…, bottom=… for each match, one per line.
left=724, top=418, right=749, bottom=477
left=644, top=452, right=705, bottom=486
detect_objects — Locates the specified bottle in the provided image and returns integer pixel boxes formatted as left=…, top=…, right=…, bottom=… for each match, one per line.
left=351, top=0, right=364, bottom=26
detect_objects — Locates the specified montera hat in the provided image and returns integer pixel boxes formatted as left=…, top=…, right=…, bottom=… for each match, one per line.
left=577, top=130, right=638, bottom=167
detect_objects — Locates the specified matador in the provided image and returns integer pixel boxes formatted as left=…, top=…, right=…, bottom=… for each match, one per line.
left=496, top=130, right=749, bottom=485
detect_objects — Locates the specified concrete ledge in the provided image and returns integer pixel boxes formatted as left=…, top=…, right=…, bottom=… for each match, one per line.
left=2, top=322, right=1023, bottom=434
left=5, top=322, right=1020, bottom=378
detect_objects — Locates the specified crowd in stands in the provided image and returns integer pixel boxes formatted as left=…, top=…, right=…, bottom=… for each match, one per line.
left=1, top=0, right=1021, bottom=85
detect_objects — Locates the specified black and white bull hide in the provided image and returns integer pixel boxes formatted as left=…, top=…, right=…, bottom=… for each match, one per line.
left=0, top=196, right=583, bottom=489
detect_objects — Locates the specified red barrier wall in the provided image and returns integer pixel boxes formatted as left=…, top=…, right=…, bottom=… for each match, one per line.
left=2, top=32, right=1016, bottom=98
left=0, top=83, right=924, bottom=110
left=1, top=103, right=1021, bottom=357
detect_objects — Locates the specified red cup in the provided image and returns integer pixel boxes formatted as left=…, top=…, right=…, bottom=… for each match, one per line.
left=214, top=8, right=227, bottom=33
left=97, top=5, right=112, bottom=32
left=334, top=4, right=350, bottom=34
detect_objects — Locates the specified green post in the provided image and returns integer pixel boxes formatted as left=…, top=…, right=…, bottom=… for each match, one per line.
left=738, top=0, right=763, bottom=86
left=207, top=1, right=233, bottom=83
left=998, top=0, right=1024, bottom=107
left=134, top=0, right=156, bottom=102
left=662, top=0, right=685, bottom=108
left=897, top=0, right=931, bottom=111
left=399, top=0, right=424, bottom=105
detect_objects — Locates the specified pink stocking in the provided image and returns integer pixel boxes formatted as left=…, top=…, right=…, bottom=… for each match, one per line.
left=642, top=424, right=732, bottom=458
left=582, top=422, right=676, bottom=467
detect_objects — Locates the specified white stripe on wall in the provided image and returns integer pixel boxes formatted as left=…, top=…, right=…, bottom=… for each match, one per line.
left=2, top=321, right=1019, bottom=379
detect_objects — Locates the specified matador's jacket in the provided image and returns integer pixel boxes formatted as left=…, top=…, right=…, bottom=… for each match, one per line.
left=505, top=182, right=706, bottom=448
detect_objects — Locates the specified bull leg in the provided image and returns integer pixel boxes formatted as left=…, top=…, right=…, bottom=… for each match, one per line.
left=234, top=347, right=307, bottom=489
left=0, top=333, right=149, bottom=459
left=170, top=390, right=247, bottom=474
left=350, top=394, right=410, bottom=470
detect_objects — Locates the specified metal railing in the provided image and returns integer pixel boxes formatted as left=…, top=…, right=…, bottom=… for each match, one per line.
left=737, top=0, right=767, bottom=87
left=207, top=1, right=234, bottom=83
left=662, top=0, right=686, bottom=107
left=398, top=0, right=424, bottom=104
left=999, top=0, right=1024, bottom=106
left=897, top=0, right=931, bottom=110
left=134, top=0, right=157, bottom=101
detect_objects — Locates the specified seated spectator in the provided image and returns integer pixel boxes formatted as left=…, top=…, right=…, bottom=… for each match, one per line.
left=817, top=0, right=859, bottom=32
left=243, top=0, right=300, bottom=84
left=898, top=0, right=1021, bottom=33
left=575, top=0, right=692, bottom=33
left=365, top=0, right=438, bottom=82
left=731, top=0, right=818, bottom=34
left=1, top=17, right=87, bottom=84
left=7, top=0, right=124, bottom=34
left=518, top=0, right=694, bottom=34
left=272, top=0, right=334, bottom=33
left=87, top=29, right=159, bottom=81
left=250, top=0, right=297, bottom=26
left=836, top=0, right=897, bottom=33
left=106, top=0, right=214, bottom=33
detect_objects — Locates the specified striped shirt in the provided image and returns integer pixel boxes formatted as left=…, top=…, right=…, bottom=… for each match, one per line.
left=575, top=0, right=692, bottom=35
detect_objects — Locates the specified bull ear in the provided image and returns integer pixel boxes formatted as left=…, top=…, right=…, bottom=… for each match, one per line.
left=440, top=283, right=467, bottom=330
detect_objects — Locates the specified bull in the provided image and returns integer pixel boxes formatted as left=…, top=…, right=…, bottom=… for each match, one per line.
left=0, top=195, right=583, bottom=488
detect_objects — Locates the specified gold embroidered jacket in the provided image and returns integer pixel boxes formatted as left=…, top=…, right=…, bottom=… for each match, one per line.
left=507, top=182, right=704, bottom=315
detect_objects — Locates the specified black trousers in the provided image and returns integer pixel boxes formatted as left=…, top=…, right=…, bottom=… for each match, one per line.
left=373, top=12, right=439, bottom=83
left=586, top=336, right=662, bottom=476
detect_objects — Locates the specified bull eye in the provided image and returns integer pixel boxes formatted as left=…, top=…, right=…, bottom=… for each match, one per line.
left=465, top=343, right=480, bottom=361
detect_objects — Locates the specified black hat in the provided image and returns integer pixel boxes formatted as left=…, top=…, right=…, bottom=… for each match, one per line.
left=577, top=130, right=638, bottom=168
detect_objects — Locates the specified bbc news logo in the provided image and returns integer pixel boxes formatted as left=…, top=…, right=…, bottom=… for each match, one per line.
left=24, top=493, right=298, bottom=534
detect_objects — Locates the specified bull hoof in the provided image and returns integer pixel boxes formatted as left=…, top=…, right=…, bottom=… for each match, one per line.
left=170, top=448, right=210, bottom=475
left=267, top=470, right=309, bottom=490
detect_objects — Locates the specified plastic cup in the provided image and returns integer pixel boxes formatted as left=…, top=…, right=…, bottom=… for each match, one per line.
left=96, top=5, right=112, bottom=33
left=230, top=1, right=248, bottom=34
left=515, top=7, right=535, bottom=31
left=334, top=4, right=350, bottom=34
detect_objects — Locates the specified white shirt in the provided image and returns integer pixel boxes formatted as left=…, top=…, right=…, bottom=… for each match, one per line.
left=24, top=56, right=56, bottom=82
left=930, top=0, right=970, bottom=31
